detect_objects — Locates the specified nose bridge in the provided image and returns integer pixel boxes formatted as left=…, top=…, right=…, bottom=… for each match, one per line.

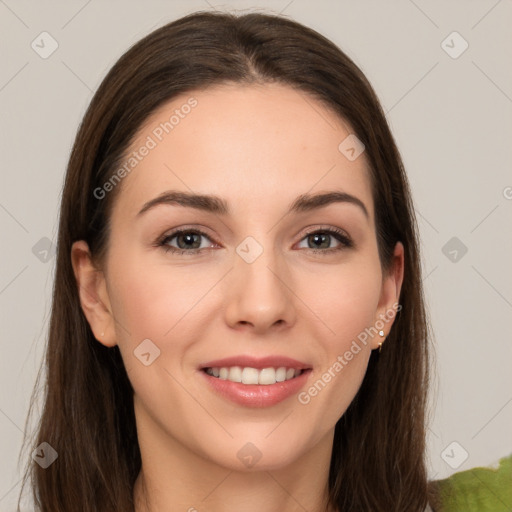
left=224, top=234, right=296, bottom=332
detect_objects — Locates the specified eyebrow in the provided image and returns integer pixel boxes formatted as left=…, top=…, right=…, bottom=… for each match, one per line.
left=137, top=190, right=369, bottom=219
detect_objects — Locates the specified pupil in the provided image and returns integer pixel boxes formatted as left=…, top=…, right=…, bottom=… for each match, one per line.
left=178, top=233, right=200, bottom=249
left=310, top=233, right=328, bottom=249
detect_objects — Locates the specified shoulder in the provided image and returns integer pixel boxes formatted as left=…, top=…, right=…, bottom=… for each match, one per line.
left=428, top=453, right=512, bottom=512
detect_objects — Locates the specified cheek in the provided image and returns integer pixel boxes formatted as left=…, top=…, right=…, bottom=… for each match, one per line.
left=294, top=262, right=381, bottom=418
left=107, top=256, right=206, bottom=343
left=106, top=257, right=206, bottom=424
left=304, top=261, right=382, bottom=348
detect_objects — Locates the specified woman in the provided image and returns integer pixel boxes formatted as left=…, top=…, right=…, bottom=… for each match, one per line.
left=19, top=10, right=436, bottom=511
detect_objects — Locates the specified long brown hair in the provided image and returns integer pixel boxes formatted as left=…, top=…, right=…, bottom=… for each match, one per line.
left=18, top=10, right=434, bottom=511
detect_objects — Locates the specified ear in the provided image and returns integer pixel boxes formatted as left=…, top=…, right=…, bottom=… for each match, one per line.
left=373, top=241, right=404, bottom=348
left=71, top=240, right=117, bottom=347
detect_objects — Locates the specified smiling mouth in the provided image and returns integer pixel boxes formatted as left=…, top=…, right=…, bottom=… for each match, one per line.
left=203, top=366, right=308, bottom=385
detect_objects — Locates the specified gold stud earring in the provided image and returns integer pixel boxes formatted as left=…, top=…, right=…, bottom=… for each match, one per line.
left=378, top=330, right=385, bottom=353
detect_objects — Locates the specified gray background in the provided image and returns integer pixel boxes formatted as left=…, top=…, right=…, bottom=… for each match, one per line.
left=1, top=0, right=511, bottom=509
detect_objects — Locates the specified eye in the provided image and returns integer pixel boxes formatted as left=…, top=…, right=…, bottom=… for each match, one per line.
left=156, top=226, right=353, bottom=256
left=157, top=228, right=217, bottom=255
left=296, top=227, right=353, bottom=254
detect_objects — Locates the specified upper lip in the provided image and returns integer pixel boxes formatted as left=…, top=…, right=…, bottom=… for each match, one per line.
left=199, top=355, right=312, bottom=370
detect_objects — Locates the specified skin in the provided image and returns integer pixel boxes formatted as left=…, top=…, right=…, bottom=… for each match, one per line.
left=72, top=83, right=404, bottom=512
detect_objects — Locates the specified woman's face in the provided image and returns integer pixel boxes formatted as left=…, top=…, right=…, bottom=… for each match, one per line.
left=74, top=83, right=403, bottom=471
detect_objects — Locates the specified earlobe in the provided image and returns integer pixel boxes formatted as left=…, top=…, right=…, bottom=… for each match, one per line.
left=70, top=240, right=117, bottom=347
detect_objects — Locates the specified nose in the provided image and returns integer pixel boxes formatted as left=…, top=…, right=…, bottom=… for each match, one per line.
left=223, top=242, right=297, bottom=335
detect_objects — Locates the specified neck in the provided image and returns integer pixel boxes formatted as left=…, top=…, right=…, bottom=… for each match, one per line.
left=132, top=408, right=336, bottom=512
left=134, top=469, right=335, bottom=512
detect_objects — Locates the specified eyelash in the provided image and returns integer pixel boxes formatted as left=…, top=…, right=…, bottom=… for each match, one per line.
left=156, top=226, right=354, bottom=256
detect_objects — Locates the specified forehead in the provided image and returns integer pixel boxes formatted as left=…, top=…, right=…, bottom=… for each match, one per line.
left=112, top=82, right=374, bottom=222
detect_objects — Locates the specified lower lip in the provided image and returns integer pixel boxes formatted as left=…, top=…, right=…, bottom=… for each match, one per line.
left=199, top=369, right=312, bottom=408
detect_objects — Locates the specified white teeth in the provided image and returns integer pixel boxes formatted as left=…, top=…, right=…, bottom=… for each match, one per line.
left=275, top=367, right=286, bottom=382
left=205, top=366, right=305, bottom=385
left=242, top=367, right=259, bottom=385
left=258, top=368, right=276, bottom=385
left=228, top=366, right=242, bottom=382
